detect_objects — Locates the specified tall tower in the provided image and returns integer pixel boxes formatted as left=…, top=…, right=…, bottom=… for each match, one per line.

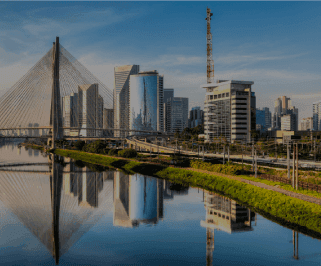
left=50, top=36, right=63, bottom=148
left=206, top=7, right=214, bottom=84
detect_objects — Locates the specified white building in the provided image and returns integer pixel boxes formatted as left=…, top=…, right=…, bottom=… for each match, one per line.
left=300, top=117, right=313, bottom=131
left=114, top=65, right=140, bottom=137
left=313, top=101, right=321, bottom=130
left=202, top=80, right=256, bottom=143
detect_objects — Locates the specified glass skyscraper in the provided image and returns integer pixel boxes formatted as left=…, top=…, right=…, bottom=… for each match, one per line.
left=129, top=71, right=164, bottom=134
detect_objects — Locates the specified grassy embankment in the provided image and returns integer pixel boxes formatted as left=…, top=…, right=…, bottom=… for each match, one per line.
left=54, top=148, right=321, bottom=238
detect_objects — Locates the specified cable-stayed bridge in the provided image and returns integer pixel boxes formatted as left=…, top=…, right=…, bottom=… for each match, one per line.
left=0, top=37, right=162, bottom=147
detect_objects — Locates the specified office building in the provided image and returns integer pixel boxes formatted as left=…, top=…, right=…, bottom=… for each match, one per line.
left=62, top=84, right=103, bottom=137
left=62, top=93, right=79, bottom=136
left=256, top=107, right=271, bottom=132
left=114, top=65, right=140, bottom=137
left=189, top=106, right=204, bottom=128
left=129, top=70, right=164, bottom=134
left=313, top=101, right=321, bottom=130
left=103, top=108, right=114, bottom=136
left=281, top=114, right=297, bottom=131
left=202, top=80, right=256, bottom=143
left=163, top=88, right=174, bottom=104
left=299, top=117, right=313, bottom=131
left=272, top=96, right=298, bottom=131
left=164, top=97, right=189, bottom=133
left=78, top=84, right=104, bottom=137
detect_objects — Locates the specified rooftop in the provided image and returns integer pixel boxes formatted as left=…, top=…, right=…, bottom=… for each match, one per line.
left=201, top=80, right=254, bottom=89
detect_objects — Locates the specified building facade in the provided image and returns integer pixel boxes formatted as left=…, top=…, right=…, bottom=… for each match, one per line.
left=114, top=65, right=140, bottom=137
left=129, top=71, right=164, bottom=134
left=281, top=114, right=296, bottom=131
left=202, top=80, right=255, bottom=143
left=273, top=96, right=298, bottom=131
left=103, top=108, right=114, bottom=136
left=163, top=88, right=174, bottom=104
left=164, top=97, right=189, bottom=133
left=313, top=101, right=321, bottom=130
left=189, top=106, right=204, bottom=128
left=300, top=117, right=313, bottom=131
left=256, top=107, right=271, bottom=131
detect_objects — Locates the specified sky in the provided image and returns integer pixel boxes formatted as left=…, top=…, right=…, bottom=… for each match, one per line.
left=1, top=1, right=321, bottom=119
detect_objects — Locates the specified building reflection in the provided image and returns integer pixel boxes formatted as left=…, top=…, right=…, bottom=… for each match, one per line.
left=0, top=156, right=191, bottom=265
left=201, top=191, right=255, bottom=266
left=113, top=172, right=164, bottom=227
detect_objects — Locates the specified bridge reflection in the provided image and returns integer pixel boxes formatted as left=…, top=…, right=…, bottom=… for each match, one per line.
left=0, top=157, right=188, bottom=264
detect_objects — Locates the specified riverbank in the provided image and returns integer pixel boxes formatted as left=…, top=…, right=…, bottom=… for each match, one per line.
left=53, top=148, right=321, bottom=238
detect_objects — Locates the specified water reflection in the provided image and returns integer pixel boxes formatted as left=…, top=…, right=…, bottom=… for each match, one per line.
left=0, top=150, right=307, bottom=265
left=200, top=191, right=255, bottom=265
left=0, top=155, right=189, bottom=265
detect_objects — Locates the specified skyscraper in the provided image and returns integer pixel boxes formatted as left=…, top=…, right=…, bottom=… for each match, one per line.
left=78, top=84, right=103, bottom=137
left=202, top=80, right=255, bottom=143
left=129, top=70, right=164, bottom=134
left=273, top=96, right=298, bottom=131
left=62, top=93, right=79, bottom=136
left=164, top=97, right=189, bottom=133
left=163, top=88, right=174, bottom=104
left=189, top=107, right=204, bottom=128
left=313, top=101, right=321, bottom=130
left=114, top=65, right=140, bottom=137
left=256, top=107, right=271, bottom=131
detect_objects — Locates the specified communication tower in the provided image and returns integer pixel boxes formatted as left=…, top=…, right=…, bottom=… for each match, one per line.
left=206, top=7, right=214, bottom=84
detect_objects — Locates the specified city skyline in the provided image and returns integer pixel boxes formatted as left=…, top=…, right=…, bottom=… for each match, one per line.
left=0, top=2, right=321, bottom=119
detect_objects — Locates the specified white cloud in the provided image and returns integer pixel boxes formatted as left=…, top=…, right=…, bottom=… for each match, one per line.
left=216, top=53, right=306, bottom=66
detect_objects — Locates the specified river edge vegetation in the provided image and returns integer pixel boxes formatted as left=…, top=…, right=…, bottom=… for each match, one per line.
left=22, top=141, right=321, bottom=198
left=46, top=147, right=321, bottom=238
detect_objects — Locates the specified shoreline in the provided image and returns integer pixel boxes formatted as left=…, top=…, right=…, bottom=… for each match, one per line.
left=51, top=148, right=321, bottom=238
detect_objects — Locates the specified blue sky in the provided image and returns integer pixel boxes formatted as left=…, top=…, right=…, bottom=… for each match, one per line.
left=1, top=2, right=321, bottom=119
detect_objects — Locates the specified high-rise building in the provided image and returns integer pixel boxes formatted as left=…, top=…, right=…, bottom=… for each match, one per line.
left=256, top=107, right=271, bottom=131
left=300, top=117, right=313, bottom=131
left=189, top=107, right=204, bottom=128
left=313, top=101, right=321, bottom=130
left=129, top=70, right=164, bottom=134
left=202, top=80, right=255, bottom=143
left=163, top=88, right=174, bottom=104
left=78, top=84, right=103, bottom=137
left=103, top=108, right=114, bottom=136
left=62, top=93, right=79, bottom=136
left=164, top=97, right=189, bottom=133
left=281, top=114, right=296, bottom=131
left=272, top=96, right=298, bottom=130
left=114, top=65, right=140, bottom=137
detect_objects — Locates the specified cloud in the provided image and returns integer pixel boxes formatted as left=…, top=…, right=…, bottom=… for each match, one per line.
left=215, top=53, right=306, bottom=66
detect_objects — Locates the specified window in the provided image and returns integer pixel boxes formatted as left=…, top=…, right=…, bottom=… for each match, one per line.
left=210, top=95, right=213, bottom=100
left=214, top=95, right=217, bottom=99
left=218, top=94, right=221, bottom=99
left=222, top=93, right=225, bottom=97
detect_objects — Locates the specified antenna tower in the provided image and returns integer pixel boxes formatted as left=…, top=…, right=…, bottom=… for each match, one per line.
left=206, top=7, right=214, bottom=84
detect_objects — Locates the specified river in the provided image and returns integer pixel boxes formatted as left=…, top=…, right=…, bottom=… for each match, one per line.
left=0, top=141, right=321, bottom=265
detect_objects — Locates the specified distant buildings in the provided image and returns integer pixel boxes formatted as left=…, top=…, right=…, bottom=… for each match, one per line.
left=164, top=97, right=189, bottom=133
left=103, top=108, right=114, bottom=136
left=114, top=65, right=140, bottom=138
left=129, top=70, right=164, bottom=134
left=313, top=101, right=321, bottom=130
left=299, top=117, right=313, bottom=131
left=273, top=96, right=298, bottom=131
left=202, top=80, right=256, bottom=143
left=256, top=107, right=271, bottom=132
left=189, top=107, right=204, bottom=128
left=62, top=83, right=103, bottom=137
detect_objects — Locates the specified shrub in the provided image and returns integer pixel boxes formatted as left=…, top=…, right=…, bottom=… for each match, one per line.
left=118, top=148, right=137, bottom=158
left=108, top=148, right=120, bottom=156
left=74, top=140, right=86, bottom=151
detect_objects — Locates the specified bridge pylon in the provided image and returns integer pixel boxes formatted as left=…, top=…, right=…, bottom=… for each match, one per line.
left=50, top=37, right=63, bottom=148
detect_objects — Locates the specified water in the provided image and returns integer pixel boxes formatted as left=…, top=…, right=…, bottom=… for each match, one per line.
left=1, top=141, right=321, bottom=265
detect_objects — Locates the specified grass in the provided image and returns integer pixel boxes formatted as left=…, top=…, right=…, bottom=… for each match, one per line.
left=53, top=148, right=321, bottom=238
